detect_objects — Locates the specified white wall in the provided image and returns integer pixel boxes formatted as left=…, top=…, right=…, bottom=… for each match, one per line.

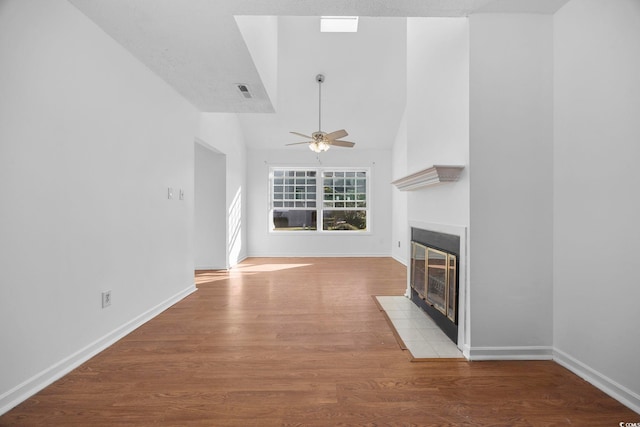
left=246, top=149, right=392, bottom=257
left=194, top=143, right=227, bottom=269
left=553, top=0, right=640, bottom=408
left=468, top=14, right=554, bottom=353
left=390, top=110, right=408, bottom=264
left=405, top=18, right=470, bottom=228
left=197, top=113, right=248, bottom=267
left=395, top=17, right=470, bottom=349
left=0, top=0, right=199, bottom=413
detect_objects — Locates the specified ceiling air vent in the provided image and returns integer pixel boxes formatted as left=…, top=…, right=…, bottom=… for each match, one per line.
left=236, top=84, right=252, bottom=99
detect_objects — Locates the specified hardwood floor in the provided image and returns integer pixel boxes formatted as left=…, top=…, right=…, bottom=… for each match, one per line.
left=1, top=257, right=636, bottom=426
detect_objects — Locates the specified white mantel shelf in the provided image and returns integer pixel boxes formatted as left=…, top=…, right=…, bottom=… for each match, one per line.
left=392, top=165, right=464, bottom=191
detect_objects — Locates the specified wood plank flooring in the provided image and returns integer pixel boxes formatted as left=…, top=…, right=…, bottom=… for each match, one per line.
left=1, top=257, right=637, bottom=426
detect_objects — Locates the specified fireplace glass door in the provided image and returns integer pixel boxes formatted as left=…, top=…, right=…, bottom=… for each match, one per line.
left=426, top=248, right=447, bottom=315
left=411, top=242, right=458, bottom=323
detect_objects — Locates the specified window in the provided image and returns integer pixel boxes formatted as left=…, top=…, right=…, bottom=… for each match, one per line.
left=270, top=167, right=369, bottom=232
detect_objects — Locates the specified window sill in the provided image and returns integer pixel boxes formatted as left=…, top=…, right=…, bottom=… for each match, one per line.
left=268, top=230, right=372, bottom=236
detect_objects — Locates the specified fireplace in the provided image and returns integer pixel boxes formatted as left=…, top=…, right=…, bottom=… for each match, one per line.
left=410, top=228, right=460, bottom=344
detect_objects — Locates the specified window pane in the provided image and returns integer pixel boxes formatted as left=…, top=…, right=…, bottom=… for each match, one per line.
left=273, top=210, right=317, bottom=231
left=272, top=168, right=368, bottom=233
left=322, top=210, right=367, bottom=231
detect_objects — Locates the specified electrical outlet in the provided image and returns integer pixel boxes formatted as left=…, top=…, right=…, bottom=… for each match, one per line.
left=398, top=241, right=401, bottom=248
left=102, top=290, right=112, bottom=308
left=168, top=187, right=173, bottom=199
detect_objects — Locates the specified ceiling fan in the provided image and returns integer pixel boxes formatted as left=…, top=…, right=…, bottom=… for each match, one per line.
left=286, top=74, right=355, bottom=153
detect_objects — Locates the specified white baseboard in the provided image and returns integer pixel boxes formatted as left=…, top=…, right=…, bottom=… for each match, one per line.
left=467, top=346, right=554, bottom=361
left=195, top=265, right=228, bottom=270
left=246, top=252, right=392, bottom=258
left=467, top=345, right=640, bottom=414
left=554, top=348, right=640, bottom=415
left=391, top=254, right=408, bottom=266
left=0, top=285, right=197, bottom=416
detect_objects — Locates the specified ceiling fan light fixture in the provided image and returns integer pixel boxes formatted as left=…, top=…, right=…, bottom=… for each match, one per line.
left=309, top=140, right=330, bottom=153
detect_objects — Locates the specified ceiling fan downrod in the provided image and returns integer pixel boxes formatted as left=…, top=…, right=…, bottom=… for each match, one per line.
left=316, top=74, right=324, bottom=133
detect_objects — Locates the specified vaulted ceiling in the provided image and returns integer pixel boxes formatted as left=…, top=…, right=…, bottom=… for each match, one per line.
left=68, top=0, right=569, bottom=150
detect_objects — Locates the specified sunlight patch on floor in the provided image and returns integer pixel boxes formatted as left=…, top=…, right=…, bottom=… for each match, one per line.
left=234, top=263, right=312, bottom=272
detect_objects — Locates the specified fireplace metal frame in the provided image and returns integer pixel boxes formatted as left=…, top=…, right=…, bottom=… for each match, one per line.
left=410, top=227, right=460, bottom=344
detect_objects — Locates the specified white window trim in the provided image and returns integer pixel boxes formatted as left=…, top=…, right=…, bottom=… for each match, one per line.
left=268, top=166, right=372, bottom=234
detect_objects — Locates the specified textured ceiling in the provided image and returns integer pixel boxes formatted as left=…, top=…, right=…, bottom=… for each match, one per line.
left=68, top=0, right=570, bottom=149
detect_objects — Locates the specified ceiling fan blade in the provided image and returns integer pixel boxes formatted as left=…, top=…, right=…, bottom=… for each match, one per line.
left=325, top=129, right=348, bottom=141
left=330, top=140, right=355, bottom=148
left=285, top=141, right=312, bottom=146
left=290, top=131, right=314, bottom=139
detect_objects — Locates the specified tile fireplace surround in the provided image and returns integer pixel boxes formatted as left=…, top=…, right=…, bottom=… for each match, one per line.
left=377, top=296, right=463, bottom=359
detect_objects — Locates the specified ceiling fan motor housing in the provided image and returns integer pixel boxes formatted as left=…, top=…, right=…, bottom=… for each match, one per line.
left=316, top=74, right=325, bottom=83
left=312, top=131, right=326, bottom=141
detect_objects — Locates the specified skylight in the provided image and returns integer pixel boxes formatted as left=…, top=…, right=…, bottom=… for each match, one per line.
left=320, top=16, right=359, bottom=33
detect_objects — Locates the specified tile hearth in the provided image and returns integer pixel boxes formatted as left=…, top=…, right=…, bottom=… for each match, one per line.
left=376, top=296, right=463, bottom=359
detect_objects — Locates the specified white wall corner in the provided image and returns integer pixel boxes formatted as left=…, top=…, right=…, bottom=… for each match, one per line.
left=553, top=348, right=640, bottom=415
